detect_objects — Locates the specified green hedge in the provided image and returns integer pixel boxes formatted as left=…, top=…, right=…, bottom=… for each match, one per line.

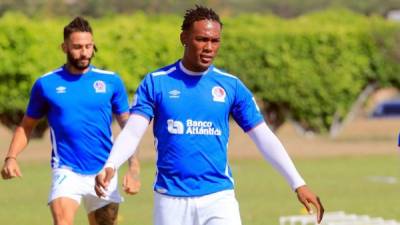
left=0, top=9, right=398, bottom=135
left=218, top=9, right=400, bottom=131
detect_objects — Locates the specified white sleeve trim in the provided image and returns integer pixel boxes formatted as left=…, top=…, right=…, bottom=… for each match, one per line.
left=247, top=122, right=306, bottom=191
left=105, top=114, right=149, bottom=169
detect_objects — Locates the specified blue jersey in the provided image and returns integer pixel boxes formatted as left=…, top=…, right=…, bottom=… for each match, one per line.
left=131, top=60, right=264, bottom=196
left=26, top=65, right=129, bottom=175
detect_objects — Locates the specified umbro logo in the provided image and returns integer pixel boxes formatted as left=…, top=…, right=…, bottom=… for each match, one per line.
left=56, top=86, right=66, bottom=94
left=168, top=89, right=181, bottom=98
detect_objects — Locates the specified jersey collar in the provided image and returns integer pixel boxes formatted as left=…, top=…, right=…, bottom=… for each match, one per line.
left=178, top=60, right=211, bottom=76
left=62, top=64, right=94, bottom=76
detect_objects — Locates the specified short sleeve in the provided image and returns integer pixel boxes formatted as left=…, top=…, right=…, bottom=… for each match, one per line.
left=130, top=74, right=155, bottom=120
left=111, top=75, right=129, bottom=115
left=26, top=79, right=48, bottom=119
left=231, top=79, right=264, bottom=132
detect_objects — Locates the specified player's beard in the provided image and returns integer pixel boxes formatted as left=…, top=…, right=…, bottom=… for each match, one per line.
left=67, top=52, right=93, bottom=71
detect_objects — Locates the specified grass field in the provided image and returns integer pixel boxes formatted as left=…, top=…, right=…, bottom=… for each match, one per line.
left=1, top=155, right=399, bottom=225
left=0, top=117, right=399, bottom=224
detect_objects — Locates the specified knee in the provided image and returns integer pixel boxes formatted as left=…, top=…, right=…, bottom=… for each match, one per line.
left=51, top=209, right=74, bottom=225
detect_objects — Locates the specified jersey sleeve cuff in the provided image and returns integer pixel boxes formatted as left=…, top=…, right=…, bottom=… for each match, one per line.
left=242, top=118, right=265, bottom=132
left=291, top=179, right=306, bottom=192
left=130, top=110, right=152, bottom=121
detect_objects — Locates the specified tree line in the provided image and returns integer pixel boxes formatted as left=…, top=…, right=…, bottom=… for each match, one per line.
left=1, top=0, right=400, bottom=18
left=0, top=10, right=399, bottom=136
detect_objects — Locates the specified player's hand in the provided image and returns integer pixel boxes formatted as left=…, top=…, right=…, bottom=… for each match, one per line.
left=95, top=167, right=115, bottom=197
left=122, top=170, right=141, bottom=195
left=295, top=185, right=324, bottom=224
left=1, top=157, right=22, bottom=179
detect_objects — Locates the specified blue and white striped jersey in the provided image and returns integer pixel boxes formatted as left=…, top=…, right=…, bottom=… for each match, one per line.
left=131, top=60, right=264, bottom=196
left=26, top=65, right=129, bottom=175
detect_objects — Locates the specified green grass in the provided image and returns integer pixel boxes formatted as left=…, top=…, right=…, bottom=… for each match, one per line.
left=1, top=155, right=399, bottom=225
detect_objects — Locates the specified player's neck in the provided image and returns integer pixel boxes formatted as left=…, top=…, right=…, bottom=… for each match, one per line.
left=65, top=63, right=90, bottom=75
left=179, top=60, right=209, bottom=76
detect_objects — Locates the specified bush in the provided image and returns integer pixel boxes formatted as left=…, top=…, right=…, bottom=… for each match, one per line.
left=0, top=10, right=398, bottom=136
left=218, top=9, right=400, bottom=131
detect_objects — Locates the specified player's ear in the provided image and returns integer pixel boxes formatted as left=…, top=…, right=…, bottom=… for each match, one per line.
left=92, top=44, right=97, bottom=58
left=61, top=42, right=67, bottom=53
left=180, top=31, right=187, bottom=47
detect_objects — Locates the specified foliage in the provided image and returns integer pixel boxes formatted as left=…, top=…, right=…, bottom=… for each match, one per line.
left=1, top=0, right=400, bottom=18
left=218, top=9, right=400, bottom=131
left=0, top=10, right=398, bottom=134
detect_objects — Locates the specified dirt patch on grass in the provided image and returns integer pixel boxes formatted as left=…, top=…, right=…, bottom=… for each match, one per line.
left=0, top=117, right=398, bottom=162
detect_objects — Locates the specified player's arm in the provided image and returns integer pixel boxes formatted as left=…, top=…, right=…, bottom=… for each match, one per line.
left=95, top=114, right=149, bottom=197
left=1, top=115, right=40, bottom=179
left=246, top=122, right=324, bottom=224
left=122, top=155, right=141, bottom=195
left=115, top=112, right=141, bottom=195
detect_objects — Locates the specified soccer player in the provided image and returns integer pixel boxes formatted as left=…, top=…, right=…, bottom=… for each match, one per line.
left=1, top=17, right=140, bottom=225
left=95, top=6, right=324, bottom=225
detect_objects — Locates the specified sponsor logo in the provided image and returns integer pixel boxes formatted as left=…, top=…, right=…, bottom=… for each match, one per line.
left=167, top=119, right=184, bottom=134
left=93, top=80, right=106, bottom=93
left=168, top=89, right=181, bottom=98
left=212, top=86, right=226, bottom=102
left=56, top=86, right=66, bottom=94
left=166, top=119, right=222, bottom=136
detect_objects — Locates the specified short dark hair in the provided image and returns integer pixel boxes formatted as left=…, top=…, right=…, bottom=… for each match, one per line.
left=63, top=16, right=93, bottom=40
left=181, top=5, right=222, bottom=31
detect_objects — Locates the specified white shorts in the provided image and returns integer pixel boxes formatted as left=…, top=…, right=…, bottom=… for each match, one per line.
left=48, top=168, right=123, bottom=213
left=154, top=190, right=242, bottom=225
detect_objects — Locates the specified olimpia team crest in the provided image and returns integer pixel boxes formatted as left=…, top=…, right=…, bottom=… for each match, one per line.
left=93, top=80, right=106, bottom=93
left=212, top=86, right=226, bottom=102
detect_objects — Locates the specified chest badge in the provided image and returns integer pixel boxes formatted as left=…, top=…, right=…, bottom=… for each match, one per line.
left=212, top=86, right=226, bottom=102
left=93, top=80, right=106, bottom=93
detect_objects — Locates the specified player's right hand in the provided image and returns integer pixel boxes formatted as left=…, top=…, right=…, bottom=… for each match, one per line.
left=1, top=157, right=22, bottom=179
left=94, top=167, right=115, bottom=197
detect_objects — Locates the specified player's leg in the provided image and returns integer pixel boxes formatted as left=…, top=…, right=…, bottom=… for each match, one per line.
left=87, top=203, right=119, bottom=225
left=50, top=197, right=80, bottom=225
left=197, top=190, right=242, bottom=225
left=48, top=168, right=82, bottom=225
left=84, top=171, right=123, bottom=225
left=154, top=192, right=198, bottom=225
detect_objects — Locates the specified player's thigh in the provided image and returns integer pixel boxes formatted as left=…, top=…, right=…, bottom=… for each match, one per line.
left=48, top=168, right=82, bottom=225
left=85, top=173, right=122, bottom=225
left=154, top=192, right=196, bottom=225
left=48, top=168, right=83, bottom=205
left=199, top=190, right=242, bottom=225
left=50, top=197, right=80, bottom=225
left=87, top=202, right=119, bottom=225
left=82, top=171, right=122, bottom=213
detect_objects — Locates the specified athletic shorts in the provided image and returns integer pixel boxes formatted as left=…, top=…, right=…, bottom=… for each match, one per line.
left=48, top=168, right=123, bottom=213
left=154, top=189, right=242, bottom=225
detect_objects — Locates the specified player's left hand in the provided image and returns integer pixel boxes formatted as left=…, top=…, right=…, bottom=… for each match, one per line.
left=122, top=170, right=141, bottom=195
left=95, top=167, right=115, bottom=198
left=295, top=185, right=324, bottom=224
